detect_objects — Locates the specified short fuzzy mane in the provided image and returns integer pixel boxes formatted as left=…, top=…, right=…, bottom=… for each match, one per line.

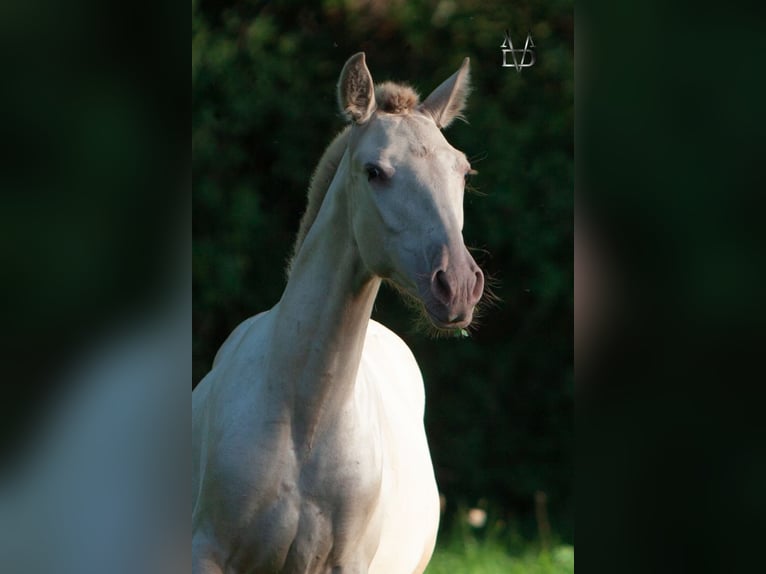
left=286, top=126, right=351, bottom=276
left=374, top=82, right=420, bottom=114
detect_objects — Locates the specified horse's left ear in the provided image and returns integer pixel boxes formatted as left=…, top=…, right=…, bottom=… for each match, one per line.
left=420, top=57, right=471, bottom=129
left=338, top=52, right=376, bottom=124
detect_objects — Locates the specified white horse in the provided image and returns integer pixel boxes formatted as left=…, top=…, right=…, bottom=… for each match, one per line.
left=193, top=53, right=484, bottom=574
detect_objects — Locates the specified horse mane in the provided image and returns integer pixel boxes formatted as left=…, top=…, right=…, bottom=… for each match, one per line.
left=286, top=126, right=351, bottom=276
left=286, top=82, right=421, bottom=276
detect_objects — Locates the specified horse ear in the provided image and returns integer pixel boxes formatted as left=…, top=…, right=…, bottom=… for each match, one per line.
left=420, top=57, right=471, bottom=129
left=337, top=52, right=376, bottom=124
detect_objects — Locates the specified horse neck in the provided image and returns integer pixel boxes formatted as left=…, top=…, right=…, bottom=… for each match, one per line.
left=271, top=151, right=381, bottom=447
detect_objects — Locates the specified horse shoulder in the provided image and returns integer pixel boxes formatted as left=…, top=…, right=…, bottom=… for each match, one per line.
left=361, top=319, right=426, bottom=417
left=193, top=309, right=300, bottom=570
left=361, top=320, right=440, bottom=574
left=212, top=311, right=270, bottom=368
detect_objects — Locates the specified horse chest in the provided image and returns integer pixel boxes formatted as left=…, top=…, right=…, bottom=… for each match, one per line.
left=194, top=320, right=438, bottom=573
left=238, top=409, right=385, bottom=572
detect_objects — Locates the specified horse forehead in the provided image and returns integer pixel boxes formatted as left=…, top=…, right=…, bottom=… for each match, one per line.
left=366, top=115, right=461, bottom=161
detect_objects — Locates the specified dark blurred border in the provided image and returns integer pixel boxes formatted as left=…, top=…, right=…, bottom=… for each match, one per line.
left=0, top=0, right=187, bottom=459
left=578, top=1, right=766, bottom=572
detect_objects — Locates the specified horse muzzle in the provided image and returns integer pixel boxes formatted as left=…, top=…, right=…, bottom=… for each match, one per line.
left=424, top=252, right=484, bottom=329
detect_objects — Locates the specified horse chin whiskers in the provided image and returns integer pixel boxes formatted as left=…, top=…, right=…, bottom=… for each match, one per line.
left=465, top=245, right=502, bottom=318
left=382, top=277, right=492, bottom=339
left=382, top=278, right=438, bottom=337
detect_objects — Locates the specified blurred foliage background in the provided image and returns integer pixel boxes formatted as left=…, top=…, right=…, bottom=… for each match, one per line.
left=192, top=0, right=573, bottom=544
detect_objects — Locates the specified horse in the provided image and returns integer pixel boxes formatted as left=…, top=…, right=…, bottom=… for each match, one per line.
left=192, top=52, right=485, bottom=574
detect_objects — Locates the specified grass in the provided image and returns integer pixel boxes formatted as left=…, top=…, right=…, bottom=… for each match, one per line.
left=426, top=541, right=574, bottom=574
left=424, top=509, right=574, bottom=574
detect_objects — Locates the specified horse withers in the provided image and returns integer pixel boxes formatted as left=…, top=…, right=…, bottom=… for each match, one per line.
left=193, top=53, right=484, bottom=574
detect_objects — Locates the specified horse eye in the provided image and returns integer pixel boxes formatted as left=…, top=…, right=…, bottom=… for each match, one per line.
left=366, top=165, right=382, bottom=182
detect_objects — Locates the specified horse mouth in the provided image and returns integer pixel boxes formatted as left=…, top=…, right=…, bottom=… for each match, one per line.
left=425, top=305, right=473, bottom=330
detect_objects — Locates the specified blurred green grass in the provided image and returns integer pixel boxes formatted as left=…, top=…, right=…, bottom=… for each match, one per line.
left=426, top=511, right=573, bottom=574
left=427, top=540, right=574, bottom=574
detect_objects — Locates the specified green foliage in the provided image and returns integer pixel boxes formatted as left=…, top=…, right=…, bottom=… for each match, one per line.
left=428, top=543, right=574, bottom=574
left=193, top=0, right=572, bottom=540
left=428, top=517, right=574, bottom=574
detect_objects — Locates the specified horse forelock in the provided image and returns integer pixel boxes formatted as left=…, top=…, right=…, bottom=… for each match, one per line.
left=374, top=82, right=420, bottom=115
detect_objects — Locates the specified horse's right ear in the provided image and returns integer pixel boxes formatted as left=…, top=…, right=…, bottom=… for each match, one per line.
left=338, top=52, right=376, bottom=124
left=420, top=57, right=471, bottom=129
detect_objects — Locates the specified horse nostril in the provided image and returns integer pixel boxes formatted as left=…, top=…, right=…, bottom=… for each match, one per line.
left=471, top=269, right=485, bottom=303
left=432, top=270, right=452, bottom=304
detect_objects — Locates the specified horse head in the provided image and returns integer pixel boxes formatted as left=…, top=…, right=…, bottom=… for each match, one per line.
left=338, top=53, right=485, bottom=330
